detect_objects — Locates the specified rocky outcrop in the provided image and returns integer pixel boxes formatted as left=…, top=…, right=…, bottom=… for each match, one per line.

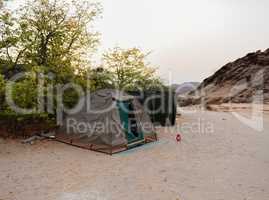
left=184, top=49, right=269, bottom=106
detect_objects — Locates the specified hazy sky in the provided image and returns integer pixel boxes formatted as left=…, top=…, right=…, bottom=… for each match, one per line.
left=7, top=0, right=269, bottom=84
left=98, top=0, right=269, bottom=84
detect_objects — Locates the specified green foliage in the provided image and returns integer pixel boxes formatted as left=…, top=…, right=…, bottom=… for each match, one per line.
left=102, top=47, right=163, bottom=90
left=0, top=112, right=56, bottom=138
left=61, top=88, right=80, bottom=109
left=89, top=67, right=114, bottom=90
left=10, top=71, right=38, bottom=110
left=0, top=74, right=5, bottom=93
left=0, top=74, right=5, bottom=110
left=0, top=0, right=102, bottom=116
left=21, top=0, right=100, bottom=74
left=0, top=112, right=53, bottom=123
left=0, top=0, right=101, bottom=80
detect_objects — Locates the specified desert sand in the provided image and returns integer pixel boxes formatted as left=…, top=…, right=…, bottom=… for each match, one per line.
left=1, top=108, right=269, bottom=200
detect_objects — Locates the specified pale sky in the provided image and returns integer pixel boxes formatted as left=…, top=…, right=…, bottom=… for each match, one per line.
left=7, top=0, right=269, bottom=84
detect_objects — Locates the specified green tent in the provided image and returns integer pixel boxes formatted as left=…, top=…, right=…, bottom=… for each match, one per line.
left=56, top=89, right=157, bottom=154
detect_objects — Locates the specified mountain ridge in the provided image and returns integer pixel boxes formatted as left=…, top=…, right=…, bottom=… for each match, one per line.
left=180, top=48, right=269, bottom=106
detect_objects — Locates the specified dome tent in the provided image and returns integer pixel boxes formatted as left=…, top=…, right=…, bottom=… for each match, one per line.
left=56, top=89, right=157, bottom=154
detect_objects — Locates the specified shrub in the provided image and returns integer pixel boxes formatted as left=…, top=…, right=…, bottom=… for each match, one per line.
left=0, top=74, right=5, bottom=110
left=9, top=72, right=38, bottom=111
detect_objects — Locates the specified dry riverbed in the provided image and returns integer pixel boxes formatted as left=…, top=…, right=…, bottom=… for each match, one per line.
left=1, top=108, right=269, bottom=200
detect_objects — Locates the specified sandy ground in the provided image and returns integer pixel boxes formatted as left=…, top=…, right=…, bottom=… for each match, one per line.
left=1, top=109, right=269, bottom=200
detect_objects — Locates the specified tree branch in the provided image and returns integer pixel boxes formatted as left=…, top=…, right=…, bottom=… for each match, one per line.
left=6, top=46, right=13, bottom=64
left=14, top=47, right=27, bottom=66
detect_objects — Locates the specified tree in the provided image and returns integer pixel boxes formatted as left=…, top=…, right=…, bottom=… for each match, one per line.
left=0, top=0, right=102, bottom=114
left=0, top=0, right=101, bottom=83
left=102, top=47, right=163, bottom=90
left=0, top=10, right=30, bottom=67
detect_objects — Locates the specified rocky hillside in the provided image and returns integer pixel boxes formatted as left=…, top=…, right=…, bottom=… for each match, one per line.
left=180, top=49, right=269, bottom=106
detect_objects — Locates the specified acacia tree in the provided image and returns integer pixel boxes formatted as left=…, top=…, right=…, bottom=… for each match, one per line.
left=0, top=0, right=101, bottom=83
left=102, top=47, right=163, bottom=90
left=0, top=0, right=101, bottom=112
